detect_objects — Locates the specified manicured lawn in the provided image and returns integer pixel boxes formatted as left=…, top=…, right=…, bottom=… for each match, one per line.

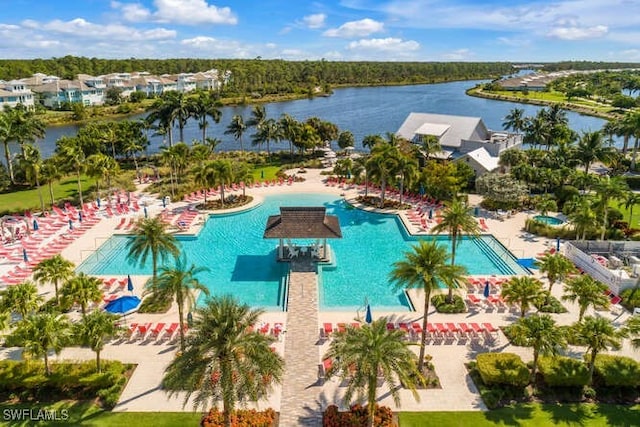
left=609, top=200, right=640, bottom=229
left=399, top=403, right=640, bottom=427
left=251, top=165, right=281, bottom=182
left=0, top=175, right=94, bottom=216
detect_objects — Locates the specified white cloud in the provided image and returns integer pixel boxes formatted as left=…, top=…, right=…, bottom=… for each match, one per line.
left=32, top=18, right=176, bottom=41
left=323, top=18, right=384, bottom=38
left=113, top=0, right=237, bottom=25
left=547, top=24, right=608, bottom=40
left=442, top=48, right=472, bottom=60
left=302, top=13, right=326, bottom=29
left=347, top=37, right=419, bottom=51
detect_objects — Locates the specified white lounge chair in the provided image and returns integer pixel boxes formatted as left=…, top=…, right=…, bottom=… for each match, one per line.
left=288, top=246, right=299, bottom=258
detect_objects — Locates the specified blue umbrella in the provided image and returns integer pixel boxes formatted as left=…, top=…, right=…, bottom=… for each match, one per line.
left=104, top=295, right=141, bottom=315
left=68, top=219, right=73, bottom=230
left=419, top=183, right=425, bottom=196
left=187, top=311, right=193, bottom=327
left=97, top=198, right=101, bottom=208
left=483, top=281, right=490, bottom=298
left=428, top=209, right=433, bottom=220
left=143, top=206, right=148, bottom=218
left=261, top=170, right=264, bottom=179
left=162, top=197, right=166, bottom=208
left=365, top=303, right=373, bottom=324
left=127, top=274, right=134, bottom=293
left=32, top=219, right=39, bottom=231
left=22, top=248, right=28, bottom=262
left=556, top=237, right=561, bottom=252
left=78, top=212, right=83, bottom=223
left=474, top=206, right=480, bottom=217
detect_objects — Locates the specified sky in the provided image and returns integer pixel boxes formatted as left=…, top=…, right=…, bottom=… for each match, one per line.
left=0, top=0, right=638, bottom=62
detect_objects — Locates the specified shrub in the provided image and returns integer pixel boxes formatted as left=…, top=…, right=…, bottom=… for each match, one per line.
left=322, top=404, right=396, bottom=427
left=535, top=295, right=568, bottom=313
left=138, top=292, right=172, bottom=314
left=481, top=389, right=504, bottom=409
left=593, top=354, right=640, bottom=387
left=620, top=287, right=640, bottom=312
left=538, top=356, right=590, bottom=387
left=201, top=408, right=277, bottom=427
left=476, top=353, right=529, bottom=387
left=625, top=175, right=640, bottom=190
left=431, top=294, right=466, bottom=313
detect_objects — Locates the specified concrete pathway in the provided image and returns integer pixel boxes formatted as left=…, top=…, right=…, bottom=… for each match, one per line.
left=278, top=259, right=322, bottom=427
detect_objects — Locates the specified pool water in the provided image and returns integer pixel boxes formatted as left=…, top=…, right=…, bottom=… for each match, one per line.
left=533, top=215, right=564, bottom=226
left=78, top=193, right=528, bottom=311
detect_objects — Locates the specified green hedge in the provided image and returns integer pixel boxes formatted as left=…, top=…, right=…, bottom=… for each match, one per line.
left=593, top=355, right=640, bottom=388
left=535, top=295, right=568, bottom=314
left=431, top=294, right=466, bottom=313
left=538, top=356, right=590, bottom=387
left=625, top=175, right=640, bottom=191
left=0, top=360, right=130, bottom=409
left=476, top=353, right=529, bottom=387
left=620, top=287, right=640, bottom=312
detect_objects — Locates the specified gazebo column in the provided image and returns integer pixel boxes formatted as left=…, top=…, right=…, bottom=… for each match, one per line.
left=279, top=238, right=284, bottom=259
left=323, top=238, right=327, bottom=259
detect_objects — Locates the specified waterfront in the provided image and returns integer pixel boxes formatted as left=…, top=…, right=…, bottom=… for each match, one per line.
left=34, top=80, right=609, bottom=159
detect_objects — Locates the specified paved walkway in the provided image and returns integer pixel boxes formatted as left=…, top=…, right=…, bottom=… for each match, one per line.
left=278, top=259, right=322, bottom=427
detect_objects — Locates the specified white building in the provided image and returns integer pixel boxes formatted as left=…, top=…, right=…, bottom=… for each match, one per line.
left=0, top=80, right=35, bottom=109
left=396, top=112, right=522, bottom=176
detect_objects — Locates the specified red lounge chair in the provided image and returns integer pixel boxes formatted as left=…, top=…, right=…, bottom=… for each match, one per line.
left=259, top=323, right=270, bottom=335
left=337, top=323, right=347, bottom=333
left=458, top=323, right=473, bottom=336
left=411, top=322, right=423, bottom=334
left=271, top=322, right=284, bottom=338
left=610, top=296, right=622, bottom=305
left=150, top=323, right=166, bottom=339
left=386, top=322, right=396, bottom=331
left=470, top=323, right=484, bottom=334
left=482, top=323, right=498, bottom=334
left=426, top=323, right=438, bottom=338
left=446, top=322, right=460, bottom=337
left=350, top=322, right=361, bottom=329
left=322, top=323, right=333, bottom=338
left=164, top=323, right=179, bottom=339
left=135, top=323, right=153, bottom=340
left=126, top=323, right=139, bottom=338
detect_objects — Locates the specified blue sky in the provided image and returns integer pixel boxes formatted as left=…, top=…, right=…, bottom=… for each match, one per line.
left=0, top=0, right=637, bottom=62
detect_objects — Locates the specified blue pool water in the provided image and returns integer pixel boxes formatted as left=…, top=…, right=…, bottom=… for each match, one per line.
left=77, top=193, right=528, bottom=311
left=533, top=215, right=564, bottom=226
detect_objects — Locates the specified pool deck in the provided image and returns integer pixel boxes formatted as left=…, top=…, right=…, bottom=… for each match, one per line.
left=0, top=166, right=637, bottom=418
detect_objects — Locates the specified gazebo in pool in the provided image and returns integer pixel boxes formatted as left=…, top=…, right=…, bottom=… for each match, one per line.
left=263, top=207, right=342, bottom=261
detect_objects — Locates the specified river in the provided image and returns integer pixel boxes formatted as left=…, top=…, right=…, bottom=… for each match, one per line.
left=31, top=79, right=610, bottom=159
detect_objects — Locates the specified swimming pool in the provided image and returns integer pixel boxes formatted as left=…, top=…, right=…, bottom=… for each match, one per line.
left=77, top=193, right=528, bottom=311
left=533, top=215, right=565, bottom=226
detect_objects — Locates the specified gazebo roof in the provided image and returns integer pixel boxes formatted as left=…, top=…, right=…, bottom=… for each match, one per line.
left=263, top=207, right=342, bottom=239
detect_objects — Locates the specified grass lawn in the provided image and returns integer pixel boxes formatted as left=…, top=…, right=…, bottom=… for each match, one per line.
left=0, top=176, right=94, bottom=216
left=251, top=165, right=281, bottom=182
left=609, top=200, right=640, bottom=229
left=399, top=403, right=640, bottom=427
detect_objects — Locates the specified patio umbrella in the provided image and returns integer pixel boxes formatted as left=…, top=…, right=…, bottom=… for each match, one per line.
left=32, top=219, right=39, bottom=231
left=143, top=206, right=148, bottom=218
left=483, top=281, right=490, bottom=298
left=419, top=183, right=425, bottom=196
left=68, top=219, right=73, bottom=230
left=104, top=296, right=141, bottom=325
left=187, top=311, right=193, bottom=328
left=261, top=170, right=264, bottom=179
left=127, top=274, right=134, bottom=293
left=428, top=209, right=433, bottom=220
left=474, top=206, right=480, bottom=217
left=22, top=248, right=28, bottom=262
left=365, top=303, right=373, bottom=324
left=556, top=237, right=561, bottom=252
left=162, top=196, right=166, bottom=208
left=97, top=198, right=101, bottom=208
left=78, top=212, right=83, bottom=223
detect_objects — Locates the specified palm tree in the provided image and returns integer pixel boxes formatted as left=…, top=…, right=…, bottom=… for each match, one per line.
left=594, top=175, right=629, bottom=239
left=278, top=113, right=300, bottom=156
left=619, top=191, right=640, bottom=227
left=9, top=105, right=45, bottom=159
left=17, top=143, right=45, bottom=213
left=417, top=134, right=442, bottom=160
left=122, top=136, right=145, bottom=183
left=225, top=114, right=247, bottom=153
left=251, top=118, right=282, bottom=159
left=622, top=111, right=640, bottom=169
left=87, top=153, right=119, bottom=204
left=431, top=198, right=481, bottom=302
left=1, top=281, right=42, bottom=320
left=32, top=254, right=75, bottom=306
left=388, top=239, right=466, bottom=371
left=189, top=91, right=222, bottom=145
left=362, top=134, right=384, bottom=151
left=210, top=159, right=234, bottom=208
left=74, top=310, right=120, bottom=372
left=0, top=110, right=16, bottom=184
left=509, top=314, right=566, bottom=383
left=61, top=273, right=103, bottom=317
left=395, top=153, right=418, bottom=206
left=575, top=130, right=615, bottom=173
left=500, top=276, right=545, bottom=318
left=625, top=315, right=640, bottom=350
left=502, top=108, right=526, bottom=134
left=562, top=275, right=609, bottom=321
left=192, top=161, right=216, bottom=205
left=13, top=312, right=71, bottom=375
left=56, top=136, right=86, bottom=206
left=535, top=253, right=577, bottom=301
left=40, top=157, right=63, bottom=207
left=566, top=196, right=598, bottom=240
left=323, top=318, right=422, bottom=427
left=367, top=142, right=400, bottom=208
left=153, top=254, right=210, bottom=351
left=147, top=96, right=175, bottom=147
left=126, top=217, right=180, bottom=286
left=574, top=316, right=623, bottom=384
left=162, top=296, right=284, bottom=427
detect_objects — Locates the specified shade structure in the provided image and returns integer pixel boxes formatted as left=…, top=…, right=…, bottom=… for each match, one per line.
left=22, top=248, right=28, bottom=262
left=127, top=274, right=134, bottom=292
left=104, top=295, right=141, bottom=315
left=483, top=281, right=490, bottom=298
left=365, top=304, right=373, bottom=324
left=32, top=219, right=39, bottom=231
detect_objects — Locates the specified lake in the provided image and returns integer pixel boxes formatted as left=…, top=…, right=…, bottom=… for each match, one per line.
left=29, top=79, right=611, bottom=159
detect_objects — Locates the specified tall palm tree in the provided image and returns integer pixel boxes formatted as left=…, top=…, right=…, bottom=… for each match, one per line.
left=622, top=111, right=640, bottom=169
left=153, top=254, right=210, bottom=351
left=574, top=316, right=623, bottom=384
left=625, top=315, right=640, bottom=350
left=210, top=159, right=234, bottom=208
left=500, top=276, right=545, bottom=318
left=246, top=105, right=266, bottom=129
left=535, top=253, right=577, bottom=301
left=389, top=239, right=466, bottom=371
left=575, top=130, right=616, bottom=173
left=189, top=91, right=222, bottom=145
left=509, top=314, right=566, bottom=383
left=40, top=156, right=63, bottom=208
left=74, top=310, right=120, bottom=372
left=126, top=217, right=180, bottom=286
left=323, top=318, right=422, bottom=427
left=562, top=275, right=609, bottom=322
left=251, top=118, right=281, bottom=159
left=431, top=198, right=480, bottom=302
left=192, top=161, right=215, bottom=205
left=395, top=152, right=418, bottom=206
left=146, top=96, right=175, bottom=147
left=619, top=191, right=640, bottom=227
left=0, top=110, right=16, bottom=184
left=32, top=254, right=75, bottom=306
left=122, top=136, right=145, bottom=183
left=56, top=136, right=86, bottom=207
left=162, top=296, right=284, bottom=427
left=367, top=142, right=400, bottom=208
left=1, top=281, right=42, bottom=320
left=502, top=108, right=526, bottom=134
left=9, top=104, right=45, bottom=158
left=13, top=312, right=71, bottom=375
left=87, top=153, right=119, bottom=204
left=278, top=113, right=300, bottom=156
left=593, top=175, right=629, bottom=239
left=61, top=273, right=103, bottom=317
left=362, top=134, right=384, bottom=151
left=17, top=143, right=45, bottom=213
left=225, top=114, right=247, bottom=153
left=566, top=196, right=598, bottom=240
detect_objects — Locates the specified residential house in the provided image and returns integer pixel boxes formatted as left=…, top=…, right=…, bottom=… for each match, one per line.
left=0, top=80, right=35, bottom=109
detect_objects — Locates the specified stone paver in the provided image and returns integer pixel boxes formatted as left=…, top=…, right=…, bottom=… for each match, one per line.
left=278, top=259, right=322, bottom=427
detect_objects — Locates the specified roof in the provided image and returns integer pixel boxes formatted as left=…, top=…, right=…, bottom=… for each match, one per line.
left=458, top=147, right=499, bottom=173
left=396, top=112, right=490, bottom=149
left=263, top=207, right=342, bottom=239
